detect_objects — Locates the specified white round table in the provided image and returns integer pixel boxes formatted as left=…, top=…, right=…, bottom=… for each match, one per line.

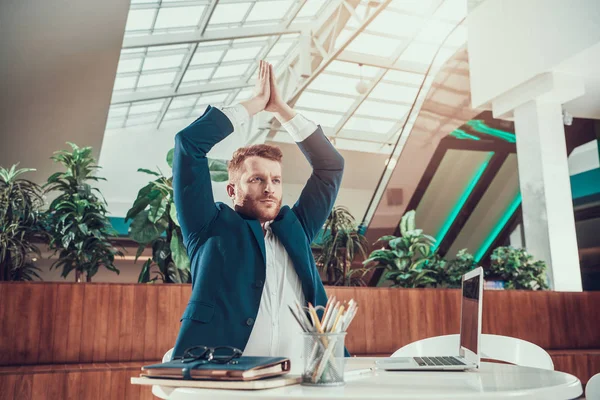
left=163, top=358, right=583, bottom=400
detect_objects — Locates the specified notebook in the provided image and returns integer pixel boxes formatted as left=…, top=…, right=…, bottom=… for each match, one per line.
left=141, top=356, right=290, bottom=381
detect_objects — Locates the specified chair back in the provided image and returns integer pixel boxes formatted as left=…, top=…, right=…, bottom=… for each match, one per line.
left=585, top=373, right=600, bottom=400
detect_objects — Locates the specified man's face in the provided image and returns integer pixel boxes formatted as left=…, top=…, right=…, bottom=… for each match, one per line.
left=228, top=156, right=283, bottom=223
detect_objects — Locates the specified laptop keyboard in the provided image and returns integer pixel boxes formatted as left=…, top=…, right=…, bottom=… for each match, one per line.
left=413, top=356, right=466, bottom=366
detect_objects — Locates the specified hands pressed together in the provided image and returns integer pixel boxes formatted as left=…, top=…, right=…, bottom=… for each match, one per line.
left=241, top=60, right=295, bottom=122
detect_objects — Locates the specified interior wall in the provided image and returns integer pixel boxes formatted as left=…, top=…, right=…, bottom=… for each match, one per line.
left=0, top=0, right=130, bottom=184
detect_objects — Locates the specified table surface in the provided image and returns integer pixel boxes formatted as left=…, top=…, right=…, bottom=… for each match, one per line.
left=162, top=357, right=583, bottom=400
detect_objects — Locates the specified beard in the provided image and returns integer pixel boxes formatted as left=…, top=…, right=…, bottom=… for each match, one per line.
left=235, top=192, right=282, bottom=222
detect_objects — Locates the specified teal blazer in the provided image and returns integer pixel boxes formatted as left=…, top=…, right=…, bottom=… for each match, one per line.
left=171, top=106, right=346, bottom=357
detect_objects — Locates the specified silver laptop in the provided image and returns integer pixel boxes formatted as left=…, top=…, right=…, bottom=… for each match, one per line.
left=375, top=267, right=484, bottom=371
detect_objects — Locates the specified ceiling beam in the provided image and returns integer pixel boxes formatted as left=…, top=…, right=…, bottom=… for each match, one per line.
left=111, top=79, right=252, bottom=104
left=122, top=23, right=307, bottom=49
left=156, top=0, right=220, bottom=128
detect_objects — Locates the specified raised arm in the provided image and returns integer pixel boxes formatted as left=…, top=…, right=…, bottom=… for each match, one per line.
left=173, top=61, right=271, bottom=243
left=266, top=65, right=344, bottom=243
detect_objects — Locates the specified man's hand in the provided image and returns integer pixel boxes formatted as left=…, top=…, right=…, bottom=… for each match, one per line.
left=241, top=60, right=270, bottom=117
left=265, top=63, right=296, bottom=123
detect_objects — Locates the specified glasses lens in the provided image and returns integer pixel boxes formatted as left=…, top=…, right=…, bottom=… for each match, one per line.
left=210, top=346, right=241, bottom=363
left=183, top=345, right=209, bottom=360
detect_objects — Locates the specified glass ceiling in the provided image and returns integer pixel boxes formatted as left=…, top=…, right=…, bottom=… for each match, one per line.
left=106, top=0, right=467, bottom=154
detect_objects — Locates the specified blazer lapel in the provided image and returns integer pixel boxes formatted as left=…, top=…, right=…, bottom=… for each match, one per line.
left=271, top=208, right=316, bottom=303
left=245, top=219, right=266, bottom=265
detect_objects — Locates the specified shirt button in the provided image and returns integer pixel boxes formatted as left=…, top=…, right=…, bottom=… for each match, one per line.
left=246, top=318, right=254, bottom=326
left=254, top=280, right=264, bottom=288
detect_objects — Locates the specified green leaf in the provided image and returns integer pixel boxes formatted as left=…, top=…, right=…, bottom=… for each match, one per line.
left=210, top=171, right=229, bottom=182
left=376, top=235, right=397, bottom=243
left=129, top=210, right=164, bottom=243
left=169, top=202, right=179, bottom=227
left=166, top=148, right=175, bottom=168
left=138, top=258, right=153, bottom=283
left=148, top=196, right=168, bottom=224
left=135, top=243, right=146, bottom=263
left=138, top=168, right=160, bottom=176
left=208, top=158, right=228, bottom=172
left=125, top=182, right=158, bottom=222
left=170, top=230, right=190, bottom=271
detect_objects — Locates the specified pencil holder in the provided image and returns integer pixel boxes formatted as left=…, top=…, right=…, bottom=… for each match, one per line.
left=301, top=332, right=346, bottom=386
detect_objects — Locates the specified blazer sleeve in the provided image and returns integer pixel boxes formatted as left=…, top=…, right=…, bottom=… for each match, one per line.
left=173, top=106, right=234, bottom=243
left=292, top=127, right=345, bottom=243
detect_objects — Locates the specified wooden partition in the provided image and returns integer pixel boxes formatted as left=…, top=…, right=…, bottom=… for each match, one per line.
left=0, top=283, right=190, bottom=366
left=325, top=287, right=600, bottom=354
left=0, top=282, right=598, bottom=397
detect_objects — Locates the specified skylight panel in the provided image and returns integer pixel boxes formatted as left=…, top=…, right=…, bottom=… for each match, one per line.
left=142, top=54, right=185, bottom=71
left=164, top=108, right=192, bottom=121
left=355, top=100, right=410, bottom=120
left=310, top=73, right=361, bottom=96
left=153, top=6, right=205, bottom=30
left=433, top=0, right=467, bottom=22
left=170, top=95, right=200, bottom=109
left=295, top=91, right=356, bottom=113
left=346, top=32, right=402, bottom=57
left=296, top=0, right=325, bottom=19
left=129, top=100, right=164, bottom=115
left=396, top=42, right=438, bottom=64
left=325, top=61, right=381, bottom=79
left=113, top=76, right=138, bottom=91
left=182, top=67, right=214, bottom=83
left=245, top=0, right=293, bottom=22
left=212, top=63, right=251, bottom=79
left=190, top=49, right=224, bottom=65
left=125, top=8, right=156, bottom=32
left=370, top=82, right=419, bottom=103
left=383, top=70, right=424, bottom=86
left=369, top=11, right=423, bottom=38
left=222, top=46, right=264, bottom=62
left=117, top=58, right=143, bottom=74
left=295, top=109, right=343, bottom=128
left=345, top=116, right=396, bottom=135
left=210, top=2, right=252, bottom=25
left=415, top=20, right=456, bottom=44
left=125, top=113, right=158, bottom=126
left=137, top=71, right=177, bottom=87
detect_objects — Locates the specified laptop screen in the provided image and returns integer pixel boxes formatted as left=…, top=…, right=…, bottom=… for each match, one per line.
left=459, top=273, right=481, bottom=356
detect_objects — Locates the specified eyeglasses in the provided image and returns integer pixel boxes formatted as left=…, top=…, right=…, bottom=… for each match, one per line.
left=172, top=345, right=243, bottom=364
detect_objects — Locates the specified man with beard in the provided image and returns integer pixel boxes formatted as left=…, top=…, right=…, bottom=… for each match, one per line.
left=171, top=60, right=345, bottom=370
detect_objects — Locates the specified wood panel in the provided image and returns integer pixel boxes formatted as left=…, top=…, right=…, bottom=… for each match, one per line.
left=327, top=287, right=600, bottom=354
left=0, top=283, right=189, bottom=366
left=1, top=283, right=598, bottom=387
left=0, top=364, right=154, bottom=400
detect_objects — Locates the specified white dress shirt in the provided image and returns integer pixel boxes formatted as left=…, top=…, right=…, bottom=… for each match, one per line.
left=219, top=104, right=318, bottom=373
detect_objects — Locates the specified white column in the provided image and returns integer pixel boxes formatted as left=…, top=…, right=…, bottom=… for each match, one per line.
left=513, top=100, right=582, bottom=291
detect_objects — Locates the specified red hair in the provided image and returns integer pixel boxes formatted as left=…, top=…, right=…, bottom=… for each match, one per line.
left=228, top=144, right=283, bottom=182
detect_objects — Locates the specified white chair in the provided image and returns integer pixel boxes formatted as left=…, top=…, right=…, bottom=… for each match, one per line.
left=587, top=373, right=600, bottom=400
left=152, top=348, right=176, bottom=400
left=391, top=334, right=554, bottom=370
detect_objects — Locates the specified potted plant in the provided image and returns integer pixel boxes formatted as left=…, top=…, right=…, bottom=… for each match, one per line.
left=363, top=210, right=442, bottom=288
left=44, top=143, right=123, bottom=282
left=312, top=206, right=370, bottom=286
left=434, top=249, right=477, bottom=288
left=487, top=246, right=548, bottom=290
left=0, top=165, right=48, bottom=281
left=126, top=149, right=228, bottom=283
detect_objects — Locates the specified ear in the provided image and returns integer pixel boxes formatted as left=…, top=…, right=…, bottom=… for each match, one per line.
left=226, top=182, right=235, bottom=199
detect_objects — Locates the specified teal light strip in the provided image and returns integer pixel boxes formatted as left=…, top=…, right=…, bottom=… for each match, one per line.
left=474, top=193, right=522, bottom=262
left=450, top=129, right=481, bottom=141
left=467, top=120, right=516, bottom=143
left=433, top=152, right=494, bottom=250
